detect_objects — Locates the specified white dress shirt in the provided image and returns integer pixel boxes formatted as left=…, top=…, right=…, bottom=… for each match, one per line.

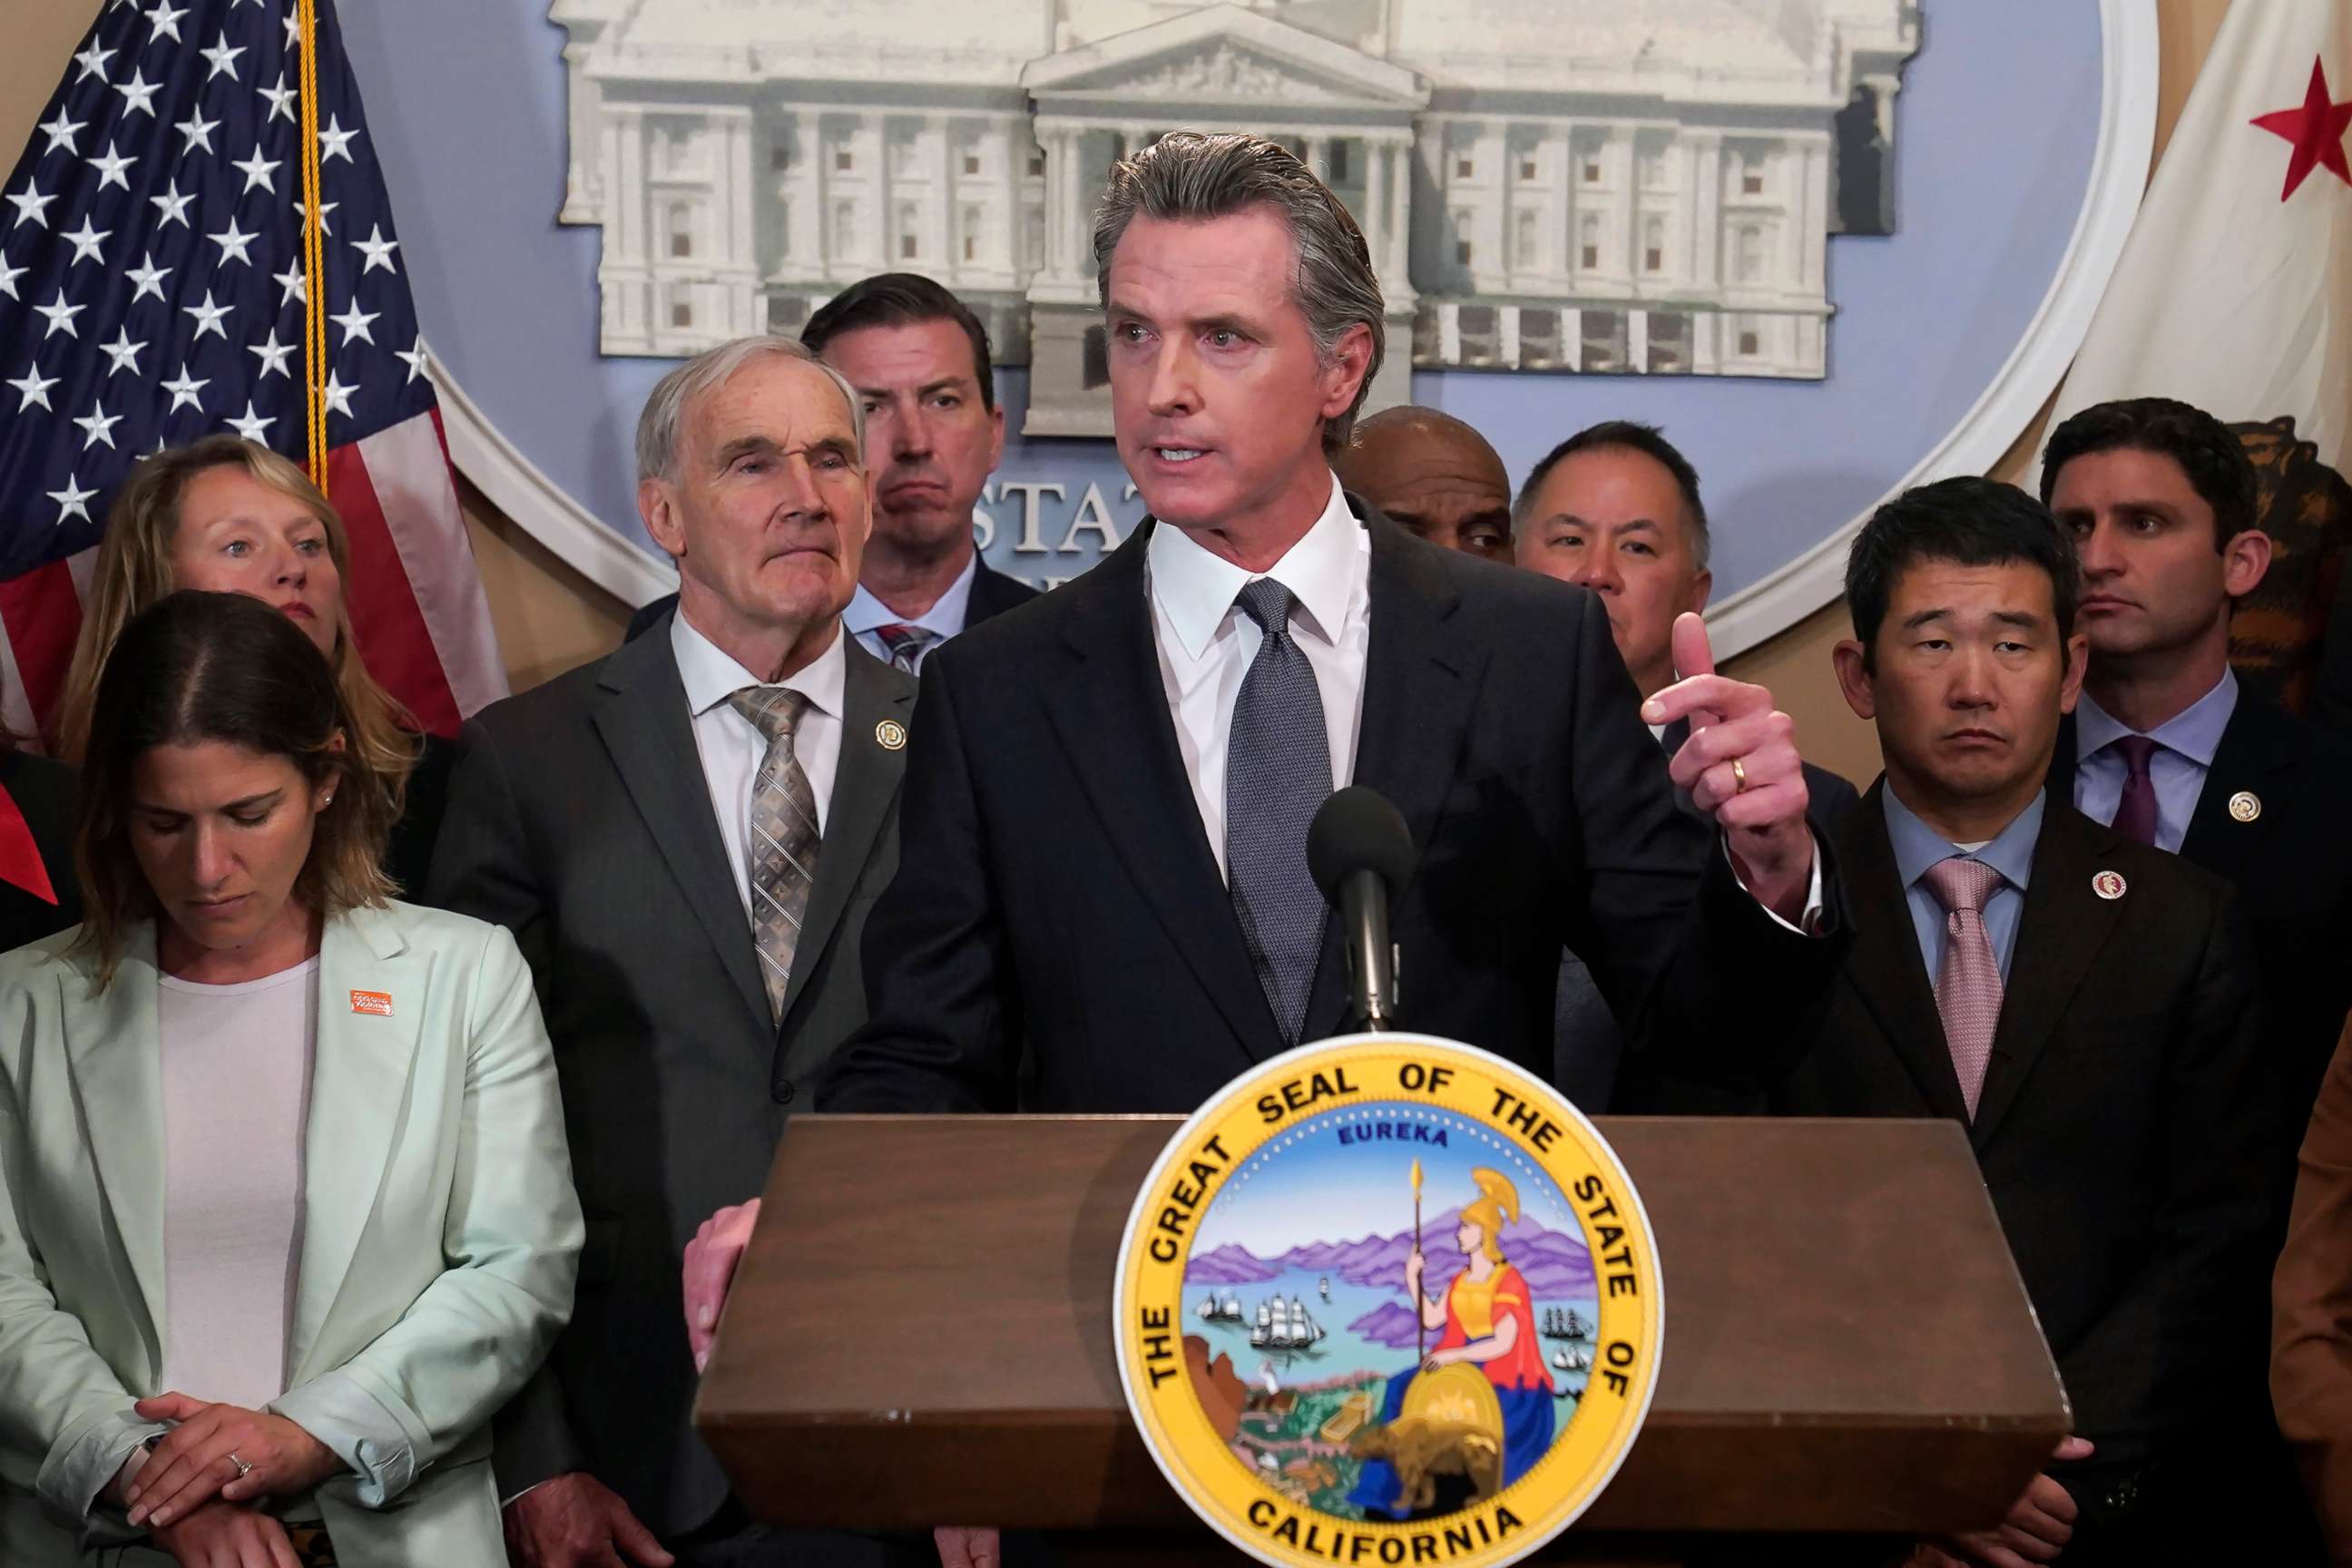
left=671, top=609, right=846, bottom=918
left=845, top=551, right=977, bottom=671
left=1148, top=475, right=1370, bottom=878
left=1145, top=474, right=1821, bottom=925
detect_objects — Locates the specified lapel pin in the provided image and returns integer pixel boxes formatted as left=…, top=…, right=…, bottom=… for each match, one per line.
left=2092, top=869, right=2126, bottom=901
left=875, top=719, right=907, bottom=751
left=2228, top=790, right=2260, bottom=823
left=349, top=989, right=394, bottom=1017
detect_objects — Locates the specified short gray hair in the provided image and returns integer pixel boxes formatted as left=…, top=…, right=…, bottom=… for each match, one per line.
left=634, top=334, right=866, bottom=484
left=1092, top=132, right=1385, bottom=454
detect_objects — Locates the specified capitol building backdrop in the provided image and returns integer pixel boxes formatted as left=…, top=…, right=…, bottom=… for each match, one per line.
left=551, top=0, right=1920, bottom=436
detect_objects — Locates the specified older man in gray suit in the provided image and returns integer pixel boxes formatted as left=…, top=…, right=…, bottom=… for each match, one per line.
left=430, top=337, right=916, bottom=1567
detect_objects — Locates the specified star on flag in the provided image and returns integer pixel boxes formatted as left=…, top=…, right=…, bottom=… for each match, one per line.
left=2251, top=56, right=2352, bottom=201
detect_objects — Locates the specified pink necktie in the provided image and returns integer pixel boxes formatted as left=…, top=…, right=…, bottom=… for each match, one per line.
left=1923, top=858, right=2005, bottom=1119
left=2109, top=734, right=2161, bottom=848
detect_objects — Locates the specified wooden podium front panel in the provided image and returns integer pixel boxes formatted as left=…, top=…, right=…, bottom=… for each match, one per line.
left=697, top=1115, right=2066, bottom=1538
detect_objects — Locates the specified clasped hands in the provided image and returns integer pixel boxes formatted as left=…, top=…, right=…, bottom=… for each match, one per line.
left=112, top=1391, right=339, bottom=1567
left=1643, top=612, right=1814, bottom=924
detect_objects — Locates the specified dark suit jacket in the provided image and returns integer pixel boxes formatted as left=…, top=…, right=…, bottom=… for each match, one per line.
left=0, top=750, right=79, bottom=955
left=2051, top=700, right=2352, bottom=1149
left=1591, top=728, right=1861, bottom=1112
left=1782, top=786, right=2272, bottom=1538
left=819, top=507, right=1846, bottom=1114
left=622, top=556, right=1038, bottom=645
left=426, top=615, right=916, bottom=1535
left=382, top=730, right=457, bottom=903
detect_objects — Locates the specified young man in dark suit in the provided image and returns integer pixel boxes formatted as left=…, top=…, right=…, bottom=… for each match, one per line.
left=2038, top=394, right=2346, bottom=1563
left=625, top=274, right=1037, bottom=661
left=431, top=337, right=916, bottom=1568
left=2041, top=397, right=2352, bottom=1152
left=1801, top=476, right=2271, bottom=1566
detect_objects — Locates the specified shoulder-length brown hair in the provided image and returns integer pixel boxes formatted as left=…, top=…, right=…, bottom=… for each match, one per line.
left=74, top=591, right=397, bottom=985
left=55, top=436, right=418, bottom=802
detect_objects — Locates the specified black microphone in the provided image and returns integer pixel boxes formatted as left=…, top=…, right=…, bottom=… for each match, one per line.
left=1308, top=787, right=1416, bottom=1033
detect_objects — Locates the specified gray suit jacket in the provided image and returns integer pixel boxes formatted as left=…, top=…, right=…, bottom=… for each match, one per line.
left=426, top=613, right=915, bottom=1535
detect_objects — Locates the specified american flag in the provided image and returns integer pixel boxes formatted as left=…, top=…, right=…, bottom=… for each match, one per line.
left=0, top=0, right=504, bottom=742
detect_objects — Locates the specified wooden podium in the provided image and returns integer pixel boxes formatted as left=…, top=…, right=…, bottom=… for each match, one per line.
left=697, top=1115, right=2068, bottom=1563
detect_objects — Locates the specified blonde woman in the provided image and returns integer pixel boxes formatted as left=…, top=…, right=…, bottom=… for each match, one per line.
left=0, top=591, right=579, bottom=1566
left=56, top=436, right=454, bottom=897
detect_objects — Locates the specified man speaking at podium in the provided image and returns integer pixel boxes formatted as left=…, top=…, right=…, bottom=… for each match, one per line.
left=814, top=132, right=1843, bottom=1119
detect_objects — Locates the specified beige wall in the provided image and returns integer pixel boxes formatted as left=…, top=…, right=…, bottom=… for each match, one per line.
left=3, top=1, right=2236, bottom=748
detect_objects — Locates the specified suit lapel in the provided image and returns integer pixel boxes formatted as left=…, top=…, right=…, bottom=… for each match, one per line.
left=1041, top=524, right=1280, bottom=1062
left=590, top=629, right=770, bottom=1035
left=775, top=642, right=912, bottom=1054
left=289, top=907, right=426, bottom=1380
left=1969, top=806, right=2128, bottom=1148
left=1302, top=514, right=1485, bottom=1037
left=64, top=929, right=168, bottom=1377
left=2179, top=701, right=2287, bottom=883
left=1838, top=786, right=1972, bottom=1122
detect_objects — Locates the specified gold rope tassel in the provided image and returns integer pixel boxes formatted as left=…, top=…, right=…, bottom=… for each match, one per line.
left=295, top=0, right=328, bottom=497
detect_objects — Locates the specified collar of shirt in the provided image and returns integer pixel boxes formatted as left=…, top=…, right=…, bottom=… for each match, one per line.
left=844, top=550, right=978, bottom=641
left=2075, top=668, right=2239, bottom=767
left=1145, top=471, right=1361, bottom=659
left=670, top=606, right=848, bottom=721
left=1883, top=783, right=2043, bottom=895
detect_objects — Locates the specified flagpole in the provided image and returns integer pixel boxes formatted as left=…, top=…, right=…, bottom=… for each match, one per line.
left=1411, top=1158, right=1424, bottom=1367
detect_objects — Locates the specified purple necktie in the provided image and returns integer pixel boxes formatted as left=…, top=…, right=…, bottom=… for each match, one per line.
left=2109, top=734, right=2161, bottom=848
left=1923, top=858, right=2006, bottom=1119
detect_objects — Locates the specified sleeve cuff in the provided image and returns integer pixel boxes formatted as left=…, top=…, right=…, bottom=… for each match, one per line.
left=270, top=1372, right=419, bottom=1507
left=34, top=1410, right=168, bottom=1542
left=1723, top=830, right=1826, bottom=936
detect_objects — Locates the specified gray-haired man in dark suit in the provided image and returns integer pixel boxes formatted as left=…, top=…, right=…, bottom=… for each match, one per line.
left=432, top=336, right=916, bottom=1567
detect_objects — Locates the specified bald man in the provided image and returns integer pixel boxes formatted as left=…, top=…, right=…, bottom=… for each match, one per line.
left=1333, top=406, right=1515, bottom=561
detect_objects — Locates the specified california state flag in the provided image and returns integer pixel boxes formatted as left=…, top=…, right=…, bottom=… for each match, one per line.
left=2046, top=0, right=2347, bottom=462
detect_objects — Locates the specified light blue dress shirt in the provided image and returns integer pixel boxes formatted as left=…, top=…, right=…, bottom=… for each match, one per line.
left=2073, top=671, right=2239, bottom=854
left=844, top=549, right=979, bottom=669
left=1883, top=786, right=2043, bottom=986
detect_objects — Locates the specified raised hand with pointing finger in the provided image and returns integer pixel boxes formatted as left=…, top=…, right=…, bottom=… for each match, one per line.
left=1642, top=612, right=1818, bottom=925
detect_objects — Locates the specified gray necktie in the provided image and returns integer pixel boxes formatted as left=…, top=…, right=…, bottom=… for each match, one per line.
left=729, top=688, right=821, bottom=1024
left=1225, top=579, right=1331, bottom=1044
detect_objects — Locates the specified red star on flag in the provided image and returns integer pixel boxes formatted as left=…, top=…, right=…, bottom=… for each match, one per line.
left=2251, top=55, right=2352, bottom=201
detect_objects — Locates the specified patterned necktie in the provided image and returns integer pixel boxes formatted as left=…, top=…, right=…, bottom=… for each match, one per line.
left=2108, top=734, right=2161, bottom=848
left=1224, top=579, right=1332, bottom=1044
left=728, top=688, right=821, bottom=1024
left=1923, top=857, right=2005, bottom=1119
left=873, top=622, right=940, bottom=674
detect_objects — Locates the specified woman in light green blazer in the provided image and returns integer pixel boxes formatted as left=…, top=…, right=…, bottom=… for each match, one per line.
left=0, top=592, right=582, bottom=1568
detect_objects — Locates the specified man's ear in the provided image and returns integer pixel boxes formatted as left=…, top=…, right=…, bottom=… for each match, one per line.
left=1317, top=322, right=1375, bottom=425
left=2221, top=528, right=2272, bottom=602
left=2059, top=632, right=2090, bottom=714
left=1831, top=638, right=1876, bottom=721
left=640, top=476, right=684, bottom=560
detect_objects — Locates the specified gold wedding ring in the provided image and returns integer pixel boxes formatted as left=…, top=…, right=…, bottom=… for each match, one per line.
left=1730, top=757, right=1749, bottom=793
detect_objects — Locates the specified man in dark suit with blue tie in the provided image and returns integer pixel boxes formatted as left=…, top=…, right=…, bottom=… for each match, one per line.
left=799, top=128, right=1850, bottom=1568
left=817, top=130, right=1843, bottom=1112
